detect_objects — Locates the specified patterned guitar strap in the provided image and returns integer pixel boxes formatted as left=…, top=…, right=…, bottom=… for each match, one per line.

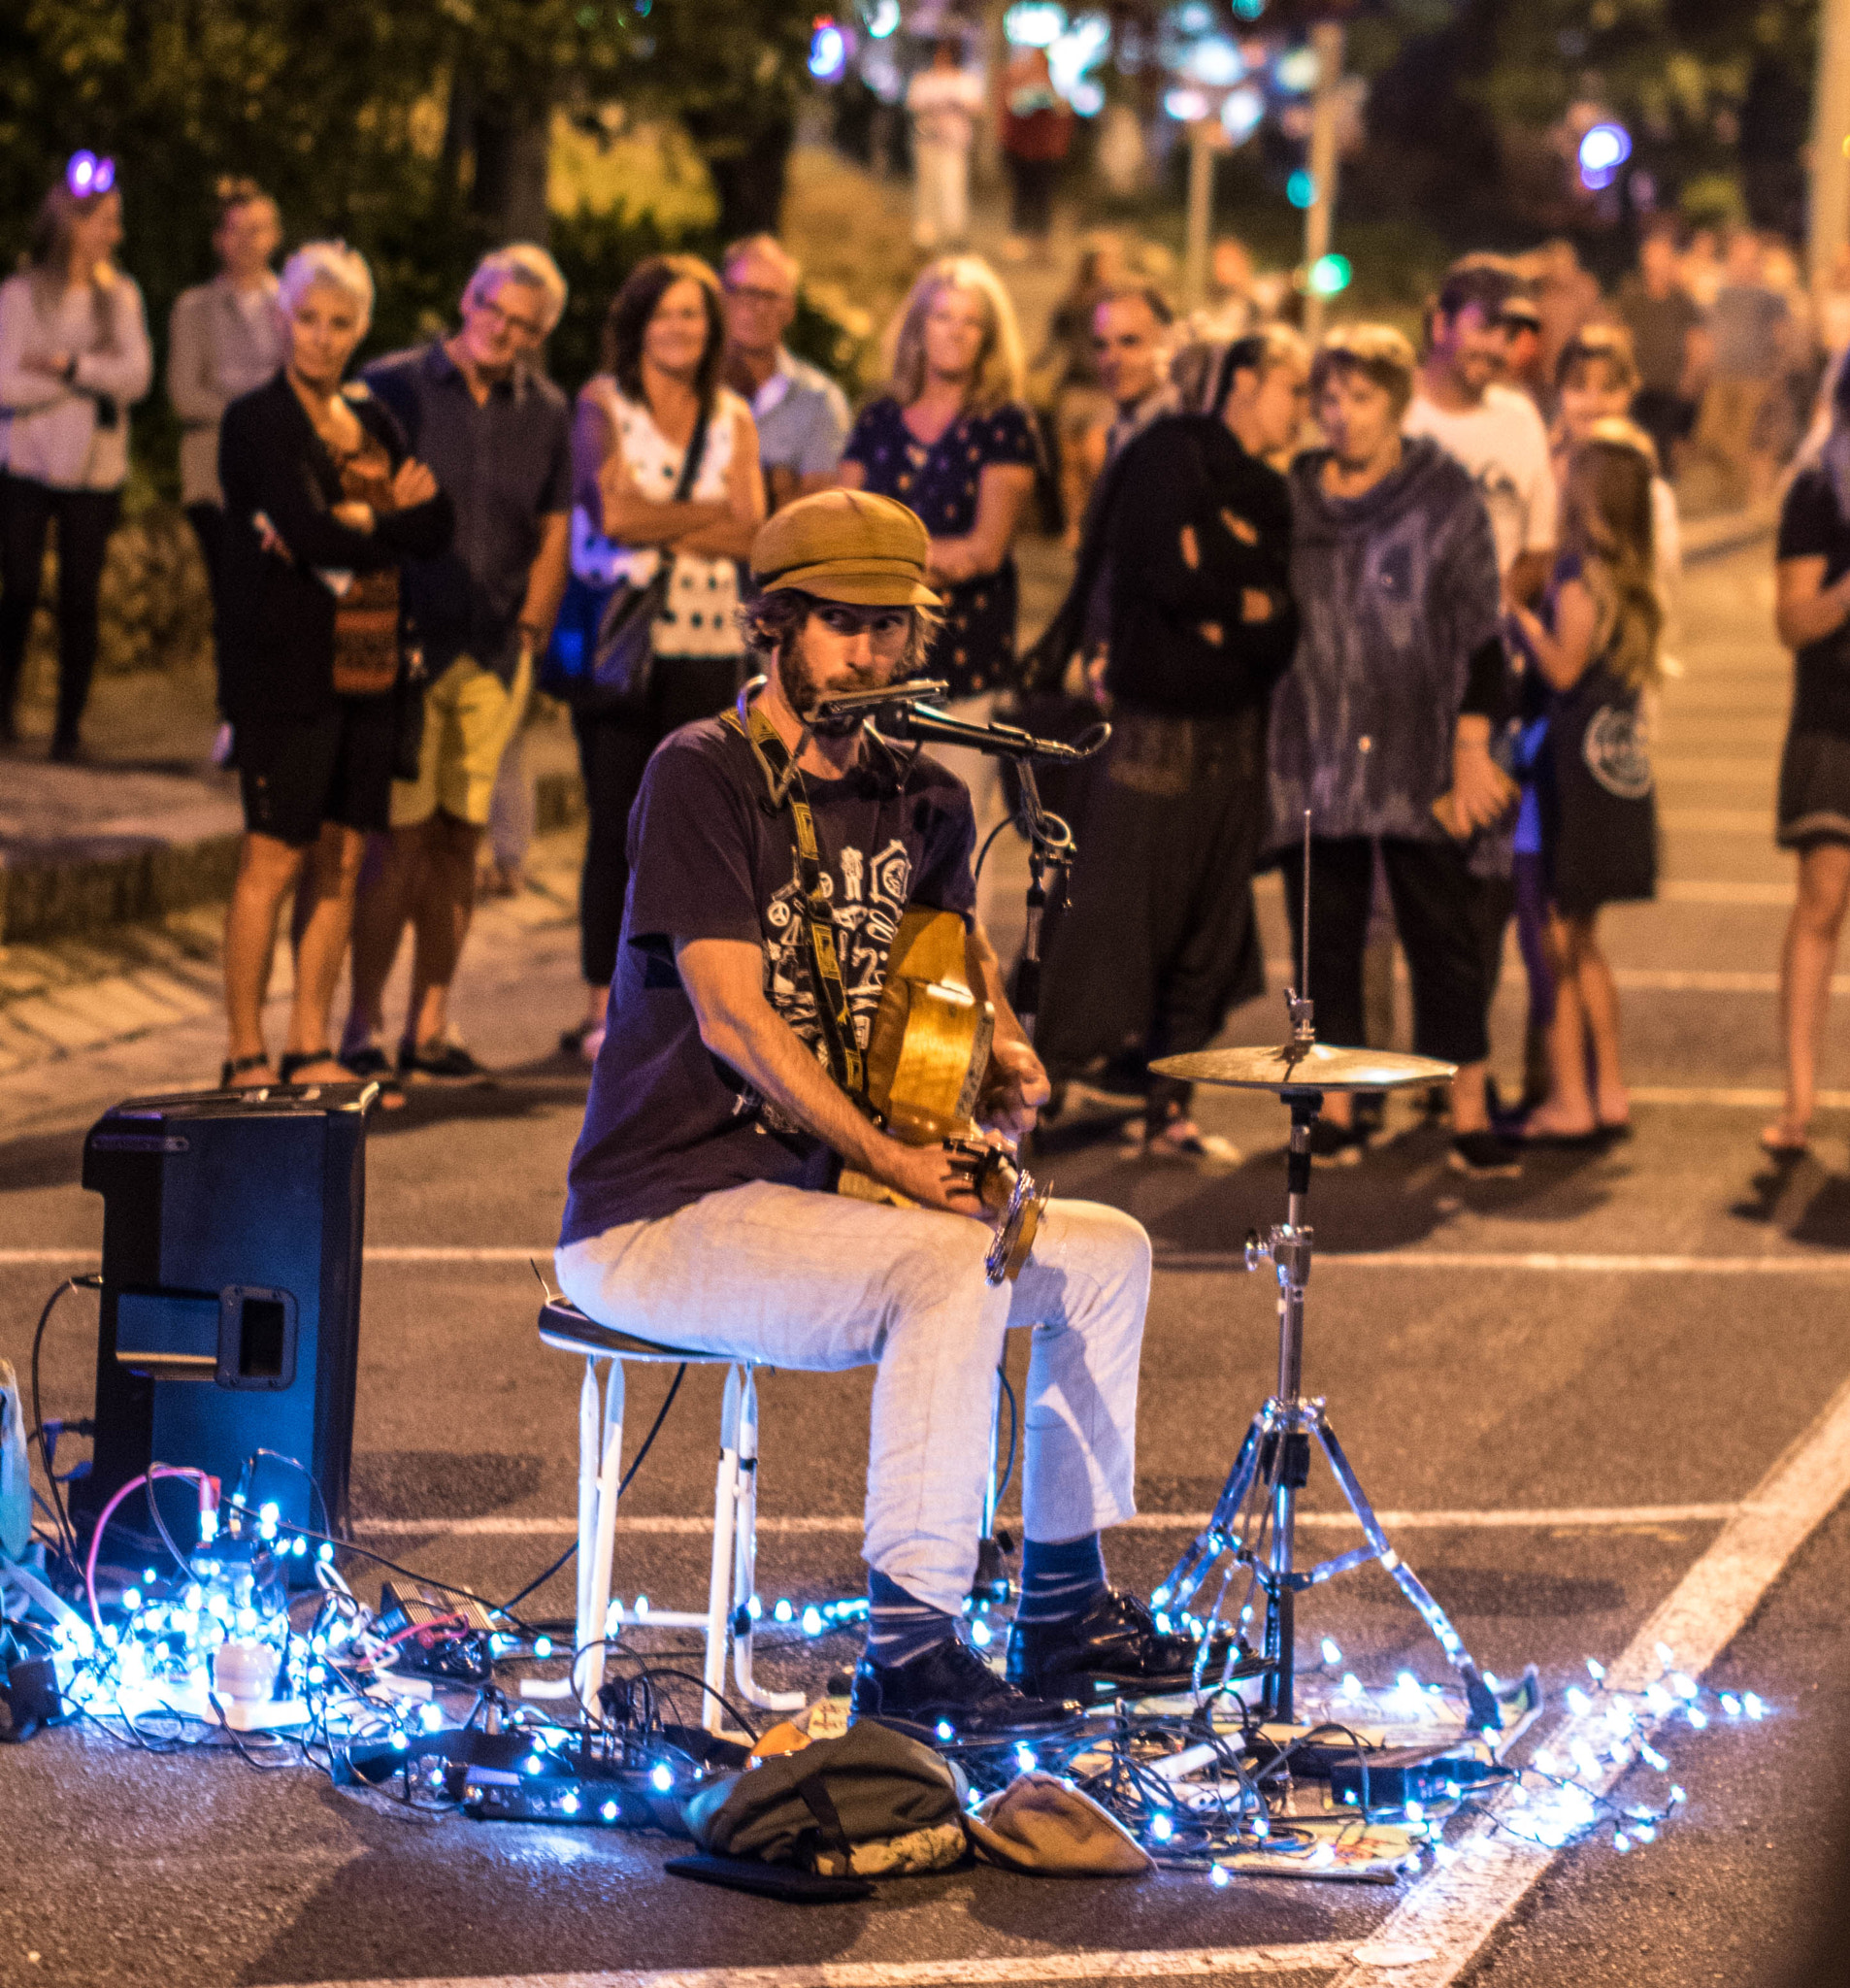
left=723, top=695, right=867, bottom=1103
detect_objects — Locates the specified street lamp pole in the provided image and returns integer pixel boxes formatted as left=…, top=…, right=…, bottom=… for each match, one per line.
left=1184, top=119, right=1216, bottom=311
left=1809, top=0, right=1850, bottom=297
left=1300, top=18, right=1344, bottom=344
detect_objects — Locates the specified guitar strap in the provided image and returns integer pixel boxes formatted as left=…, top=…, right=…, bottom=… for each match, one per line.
left=723, top=697, right=866, bottom=1101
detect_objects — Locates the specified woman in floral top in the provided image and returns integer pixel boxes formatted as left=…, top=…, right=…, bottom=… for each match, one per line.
left=839, top=257, right=1038, bottom=859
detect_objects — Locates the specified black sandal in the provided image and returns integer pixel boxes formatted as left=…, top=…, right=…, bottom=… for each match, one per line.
left=219, top=1052, right=273, bottom=1090
left=279, top=1047, right=407, bottom=1110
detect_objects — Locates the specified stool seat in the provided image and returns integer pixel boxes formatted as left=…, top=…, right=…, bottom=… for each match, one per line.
left=538, top=1297, right=717, bottom=1364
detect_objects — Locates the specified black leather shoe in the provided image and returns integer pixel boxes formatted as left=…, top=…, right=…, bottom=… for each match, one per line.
left=1006, top=1588, right=1267, bottom=1702
left=850, top=1636, right=1082, bottom=1746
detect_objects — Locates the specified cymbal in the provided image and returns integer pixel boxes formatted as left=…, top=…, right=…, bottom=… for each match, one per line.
left=1150, top=1042, right=1459, bottom=1093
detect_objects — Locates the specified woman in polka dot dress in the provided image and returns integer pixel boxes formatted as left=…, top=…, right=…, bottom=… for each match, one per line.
left=838, top=255, right=1039, bottom=880
left=563, top=253, right=765, bottom=1060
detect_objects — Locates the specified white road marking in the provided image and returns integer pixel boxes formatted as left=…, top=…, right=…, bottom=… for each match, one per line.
left=255, top=1947, right=1357, bottom=1988
left=1655, top=879, right=1792, bottom=905
left=351, top=1503, right=1740, bottom=1541
left=1658, top=807, right=1772, bottom=833
left=1325, top=1362, right=1850, bottom=1988
left=9, top=1245, right=1850, bottom=1273
left=1159, top=1251, right=1850, bottom=1275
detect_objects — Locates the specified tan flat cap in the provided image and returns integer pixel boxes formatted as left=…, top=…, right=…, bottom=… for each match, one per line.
left=749, top=488, right=941, bottom=608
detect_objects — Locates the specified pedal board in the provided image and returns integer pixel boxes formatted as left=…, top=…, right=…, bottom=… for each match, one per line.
left=376, top=1581, right=497, bottom=1685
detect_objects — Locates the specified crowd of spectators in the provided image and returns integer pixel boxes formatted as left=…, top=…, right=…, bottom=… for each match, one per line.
left=0, top=138, right=1840, bottom=1162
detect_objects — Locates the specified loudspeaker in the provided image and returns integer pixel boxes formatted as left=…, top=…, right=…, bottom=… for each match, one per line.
left=71, top=1086, right=371, bottom=1565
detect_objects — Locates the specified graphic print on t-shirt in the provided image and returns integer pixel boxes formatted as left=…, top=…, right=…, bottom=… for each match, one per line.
left=753, top=837, right=914, bottom=1133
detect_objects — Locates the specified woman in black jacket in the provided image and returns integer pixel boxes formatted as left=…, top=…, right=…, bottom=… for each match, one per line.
left=216, top=242, right=450, bottom=1089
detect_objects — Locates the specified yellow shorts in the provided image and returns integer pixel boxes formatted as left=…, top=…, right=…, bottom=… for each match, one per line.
left=389, top=650, right=531, bottom=830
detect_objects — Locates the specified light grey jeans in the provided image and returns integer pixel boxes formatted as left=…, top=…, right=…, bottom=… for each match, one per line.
left=556, top=1181, right=1151, bottom=1615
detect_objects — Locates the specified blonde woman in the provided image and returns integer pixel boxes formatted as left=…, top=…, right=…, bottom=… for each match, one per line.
left=1508, top=422, right=1663, bottom=1141
left=839, top=257, right=1039, bottom=854
left=0, top=160, right=152, bottom=757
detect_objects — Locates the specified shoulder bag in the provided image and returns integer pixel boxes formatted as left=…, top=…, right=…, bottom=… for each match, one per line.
left=543, top=395, right=712, bottom=714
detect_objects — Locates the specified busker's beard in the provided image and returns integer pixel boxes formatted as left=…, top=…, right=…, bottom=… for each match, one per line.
left=776, top=621, right=882, bottom=737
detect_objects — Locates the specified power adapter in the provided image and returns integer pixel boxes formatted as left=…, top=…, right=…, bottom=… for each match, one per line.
left=1329, top=1745, right=1504, bottom=1815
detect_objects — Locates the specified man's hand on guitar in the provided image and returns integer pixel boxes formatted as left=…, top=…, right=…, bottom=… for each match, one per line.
left=978, top=1037, right=1051, bottom=1142
left=876, top=1140, right=993, bottom=1222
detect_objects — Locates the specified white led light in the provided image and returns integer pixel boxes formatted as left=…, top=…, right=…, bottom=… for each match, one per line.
left=1669, top=1673, right=1699, bottom=1701
left=801, top=1607, right=824, bottom=1636
left=389, top=1731, right=409, bottom=1751
left=774, top=1599, right=794, bottom=1623
left=1655, top=1641, right=1674, bottom=1666
left=1612, top=1830, right=1631, bottom=1852
left=1320, top=1638, right=1341, bottom=1666
left=1483, top=1672, right=1500, bottom=1691
left=1209, top=1863, right=1230, bottom=1887
left=1150, top=1812, right=1173, bottom=1842
left=1744, top=1693, right=1766, bottom=1720
left=524, top=1755, right=543, bottom=1775
left=1404, top=1801, right=1424, bottom=1823
left=1566, top=1686, right=1591, bottom=1715
left=601, top=1800, right=619, bottom=1822
left=534, top=1637, right=553, bottom=1659
left=316, top=1543, right=333, bottom=1564
left=1640, top=1744, right=1668, bottom=1772
left=1586, top=1657, right=1606, bottom=1681
left=650, top=1763, right=674, bottom=1793
left=1339, top=1673, right=1362, bottom=1701
left=1720, top=1694, right=1741, bottom=1716
left=560, top=1791, right=579, bottom=1814
left=1686, top=1706, right=1708, bottom=1729
left=419, top=1703, right=444, bottom=1731
left=1015, top=1744, right=1036, bottom=1773
left=937, top=1720, right=955, bottom=1740
left=1668, top=1784, right=1686, bottom=1806
left=1251, top=1815, right=1269, bottom=1838
left=634, top=1595, right=650, bottom=1618
left=121, top=1588, right=142, bottom=1612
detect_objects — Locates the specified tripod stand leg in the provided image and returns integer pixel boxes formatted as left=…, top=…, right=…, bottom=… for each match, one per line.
left=1154, top=1413, right=1268, bottom=1613
left=1315, top=1415, right=1501, bottom=1733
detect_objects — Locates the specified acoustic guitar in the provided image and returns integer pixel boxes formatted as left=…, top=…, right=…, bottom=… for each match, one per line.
left=837, top=906, right=1049, bottom=1283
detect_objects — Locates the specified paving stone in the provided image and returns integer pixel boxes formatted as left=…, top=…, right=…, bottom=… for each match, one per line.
left=7, top=990, right=116, bottom=1050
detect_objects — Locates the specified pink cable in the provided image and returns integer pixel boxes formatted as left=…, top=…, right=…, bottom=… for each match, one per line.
left=84, top=1466, right=217, bottom=1631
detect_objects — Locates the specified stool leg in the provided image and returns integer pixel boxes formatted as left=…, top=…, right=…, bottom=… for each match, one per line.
left=575, top=1358, right=600, bottom=1657
left=732, top=1364, right=804, bottom=1715
left=703, top=1367, right=743, bottom=1732
left=578, top=1358, right=626, bottom=1715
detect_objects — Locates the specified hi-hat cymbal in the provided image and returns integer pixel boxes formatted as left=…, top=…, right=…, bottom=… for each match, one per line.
left=1150, top=1042, right=1459, bottom=1093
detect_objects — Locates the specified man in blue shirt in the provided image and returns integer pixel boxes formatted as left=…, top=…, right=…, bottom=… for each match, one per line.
left=342, top=246, right=572, bottom=1081
left=720, top=235, right=850, bottom=514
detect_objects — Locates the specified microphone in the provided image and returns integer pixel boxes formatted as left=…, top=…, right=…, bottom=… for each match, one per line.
left=883, top=702, right=1110, bottom=765
left=809, top=679, right=949, bottom=724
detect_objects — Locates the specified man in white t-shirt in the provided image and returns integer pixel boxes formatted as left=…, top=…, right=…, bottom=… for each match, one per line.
left=908, top=41, right=986, bottom=250
left=1397, top=259, right=1557, bottom=1115
left=1404, top=258, right=1556, bottom=606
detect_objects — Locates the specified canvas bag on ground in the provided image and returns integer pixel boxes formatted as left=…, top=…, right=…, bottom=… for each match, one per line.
left=682, top=1718, right=969, bottom=1876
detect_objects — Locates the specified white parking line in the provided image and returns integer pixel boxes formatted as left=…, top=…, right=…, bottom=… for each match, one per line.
left=351, top=1503, right=1740, bottom=1540
left=1325, top=1362, right=1850, bottom=1988
left=257, top=1944, right=1359, bottom=1988
left=9, top=1245, right=1850, bottom=1273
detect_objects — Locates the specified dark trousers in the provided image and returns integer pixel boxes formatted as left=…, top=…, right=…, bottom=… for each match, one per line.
left=1630, top=388, right=1694, bottom=474
left=184, top=501, right=229, bottom=711
left=1006, top=156, right=1060, bottom=240
left=574, top=654, right=743, bottom=988
left=1037, top=705, right=1270, bottom=1114
left=0, top=474, right=120, bottom=747
left=1279, top=836, right=1490, bottom=1068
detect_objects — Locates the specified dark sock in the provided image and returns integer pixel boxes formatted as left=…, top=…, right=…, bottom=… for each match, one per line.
left=865, top=1568, right=958, bottom=1667
left=1014, top=1532, right=1107, bottom=1627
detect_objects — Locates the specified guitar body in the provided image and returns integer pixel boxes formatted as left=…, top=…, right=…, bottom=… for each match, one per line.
left=839, top=906, right=1047, bottom=1283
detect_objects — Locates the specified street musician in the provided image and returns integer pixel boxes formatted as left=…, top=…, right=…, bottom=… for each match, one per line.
left=556, top=489, right=1218, bottom=1740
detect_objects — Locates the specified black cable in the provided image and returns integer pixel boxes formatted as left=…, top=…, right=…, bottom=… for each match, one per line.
left=27, top=1275, right=99, bottom=1564
left=497, top=1361, right=689, bottom=1613
left=243, top=1449, right=332, bottom=1536
left=973, top=814, right=1012, bottom=887
left=994, top=1370, right=1018, bottom=1508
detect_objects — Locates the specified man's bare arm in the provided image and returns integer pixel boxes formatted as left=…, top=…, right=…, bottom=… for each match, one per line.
left=675, top=937, right=987, bottom=1217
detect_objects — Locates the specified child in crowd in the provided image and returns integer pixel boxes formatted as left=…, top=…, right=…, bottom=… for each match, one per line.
left=1509, top=421, right=1663, bottom=1142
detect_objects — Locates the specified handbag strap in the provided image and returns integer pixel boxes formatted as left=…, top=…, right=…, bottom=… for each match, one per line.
left=794, top=1770, right=857, bottom=1868
left=671, top=397, right=714, bottom=504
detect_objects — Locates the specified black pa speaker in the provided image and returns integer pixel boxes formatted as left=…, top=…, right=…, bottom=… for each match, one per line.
left=71, top=1086, right=371, bottom=1563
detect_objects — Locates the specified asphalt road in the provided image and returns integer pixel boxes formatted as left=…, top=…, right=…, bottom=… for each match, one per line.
left=1, top=535, right=1846, bottom=1988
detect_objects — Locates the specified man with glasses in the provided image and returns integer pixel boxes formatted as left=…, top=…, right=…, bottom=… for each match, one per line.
left=720, top=235, right=849, bottom=516
left=341, top=246, right=573, bottom=1082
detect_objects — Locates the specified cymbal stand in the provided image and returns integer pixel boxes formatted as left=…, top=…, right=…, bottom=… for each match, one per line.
left=1155, top=996, right=1502, bottom=1735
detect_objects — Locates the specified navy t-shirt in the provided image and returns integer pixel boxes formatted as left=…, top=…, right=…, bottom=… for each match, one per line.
left=560, top=714, right=977, bottom=1243
left=1777, top=467, right=1850, bottom=739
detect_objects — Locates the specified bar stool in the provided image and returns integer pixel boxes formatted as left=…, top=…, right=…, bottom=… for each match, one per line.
left=535, top=1297, right=806, bottom=1731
